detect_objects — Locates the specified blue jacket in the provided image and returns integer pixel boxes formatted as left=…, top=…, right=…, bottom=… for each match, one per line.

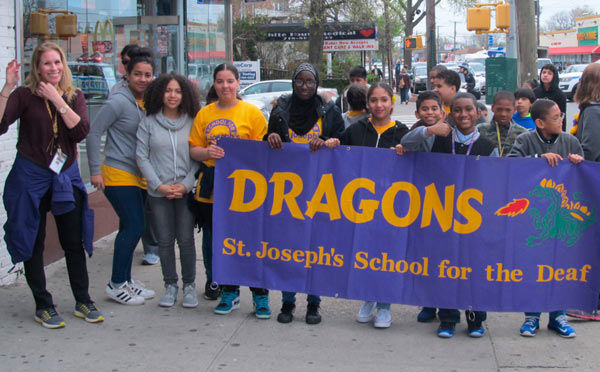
left=512, top=112, right=535, bottom=131
left=3, top=155, right=94, bottom=264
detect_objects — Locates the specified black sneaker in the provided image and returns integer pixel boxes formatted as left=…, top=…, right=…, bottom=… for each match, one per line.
left=305, top=302, right=322, bottom=325
left=34, top=307, right=66, bottom=329
left=204, top=281, right=221, bottom=301
left=74, top=302, right=104, bottom=323
left=277, top=301, right=295, bottom=324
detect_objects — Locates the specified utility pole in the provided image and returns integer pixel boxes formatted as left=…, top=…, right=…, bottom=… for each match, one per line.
left=516, top=0, right=537, bottom=84
left=453, top=21, right=458, bottom=51
left=505, top=0, right=517, bottom=59
left=384, top=0, right=393, bottom=86
left=426, top=0, right=436, bottom=89
left=535, top=0, right=540, bottom=47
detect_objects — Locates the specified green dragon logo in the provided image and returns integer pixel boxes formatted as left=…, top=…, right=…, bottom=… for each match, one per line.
left=526, top=178, right=596, bottom=247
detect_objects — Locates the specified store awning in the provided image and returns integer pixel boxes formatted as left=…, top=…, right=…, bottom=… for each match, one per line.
left=549, top=45, right=600, bottom=55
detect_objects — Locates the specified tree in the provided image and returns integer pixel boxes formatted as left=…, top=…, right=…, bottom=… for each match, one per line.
left=232, top=16, right=269, bottom=61
left=544, top=6, right=597, bottom=31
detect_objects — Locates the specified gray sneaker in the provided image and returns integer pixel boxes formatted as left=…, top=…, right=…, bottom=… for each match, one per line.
left=158, top=284, right=178, bottom=307
left=34, top=307, right=66, bottom=329
left=182, top=283, right=199, bottom=308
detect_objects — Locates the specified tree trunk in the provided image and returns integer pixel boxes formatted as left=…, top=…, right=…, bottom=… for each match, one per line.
left=308, top=0, right=325, bottom=72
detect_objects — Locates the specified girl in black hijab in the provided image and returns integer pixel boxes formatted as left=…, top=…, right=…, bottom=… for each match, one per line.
left=266, top=63, right=344, bottom=325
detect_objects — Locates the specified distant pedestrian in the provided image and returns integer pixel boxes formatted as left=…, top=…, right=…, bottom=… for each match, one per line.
left=188, top=62, right=269, bottom=318
left=399, top=67, right=411, bottom=104
left=136, top=73, right=200, bottom=308
left=0, top=42, right=102, bottom=328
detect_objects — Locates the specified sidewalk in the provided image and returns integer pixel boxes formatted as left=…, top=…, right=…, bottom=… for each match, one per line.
left=1, top=230, right=599, bottom=371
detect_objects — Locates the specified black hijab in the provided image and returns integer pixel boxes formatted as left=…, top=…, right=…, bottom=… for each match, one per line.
left=289, top=63, right=321, bottom=135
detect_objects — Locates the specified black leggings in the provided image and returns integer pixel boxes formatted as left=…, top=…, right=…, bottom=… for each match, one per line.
left=24, top=187, right=91, bottom=310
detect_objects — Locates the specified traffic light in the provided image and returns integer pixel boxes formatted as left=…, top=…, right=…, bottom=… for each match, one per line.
left=405, top=36, right=423, bottom=49
left=405, top=38, right=417, bottom=49
left=496, top=3, right=510, bottom=29
left=467, top=8, right=491, bottom=31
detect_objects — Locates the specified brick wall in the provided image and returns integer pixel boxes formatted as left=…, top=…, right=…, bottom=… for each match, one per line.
left=0, top=0, right=18, bottom=285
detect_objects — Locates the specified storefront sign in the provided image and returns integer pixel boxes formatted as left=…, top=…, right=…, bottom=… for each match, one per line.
left=212, top=139, right=600, bottom=312
left=263, top=23, right=377, bottom=43
left=578, top=26, right=598, bottom=47
left=233, top=61, right=260, bottom=89
left=92, top=20, right=114, bottom=53
left=323, top=39, right=378, bottom=51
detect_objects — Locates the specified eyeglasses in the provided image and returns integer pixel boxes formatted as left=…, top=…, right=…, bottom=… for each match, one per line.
left=293, top=79, right=317, bottom=88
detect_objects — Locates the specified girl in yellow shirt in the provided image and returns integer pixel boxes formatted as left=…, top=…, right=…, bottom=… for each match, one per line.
left=189, top=62, right=268, bottom=317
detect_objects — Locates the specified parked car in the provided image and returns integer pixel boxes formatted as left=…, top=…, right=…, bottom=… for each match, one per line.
left=469, top=62, right=486, bottom=95
left=239, top=79, right=339, bottom=114
left=559, top=64, right=587, bottom=101
left=68, top=62, right=117, bottom=101
left=411, top=65, right=428, bottom=93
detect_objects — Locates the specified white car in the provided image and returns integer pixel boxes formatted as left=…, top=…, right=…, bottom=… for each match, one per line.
left=239, top=79, right=339, bottom=115
left=559, top=64, right=587, bottom=101
left=469, top=62, right=486, bottom=95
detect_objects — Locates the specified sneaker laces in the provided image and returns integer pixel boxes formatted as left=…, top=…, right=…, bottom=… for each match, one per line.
left=46, top=307, right=59, bottom=317
left=554, top=314, right=570, bottom=327
left=523, top=316, right=538, bottom=327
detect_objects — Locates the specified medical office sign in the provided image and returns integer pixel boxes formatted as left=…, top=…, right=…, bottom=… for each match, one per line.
left=578, top=26, right=598, bottom=47
left=263, top=23, right=378, bottom=51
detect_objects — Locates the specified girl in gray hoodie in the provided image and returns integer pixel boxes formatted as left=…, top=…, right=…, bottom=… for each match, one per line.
left=136, top=74, right=200, bottom=308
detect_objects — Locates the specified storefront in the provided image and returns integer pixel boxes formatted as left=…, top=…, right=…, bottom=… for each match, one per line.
left=18, top=0, right=232, bottom=183
left=549, top=45, right=600, bottom=67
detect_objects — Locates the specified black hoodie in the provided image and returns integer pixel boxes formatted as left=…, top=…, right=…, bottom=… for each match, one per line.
left=534, top=64, right=567, bottom=131
left=340, top=117, right=409, bottom=148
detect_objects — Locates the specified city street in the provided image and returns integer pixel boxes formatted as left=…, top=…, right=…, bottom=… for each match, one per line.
left=1, top=194, right=599, bottom=372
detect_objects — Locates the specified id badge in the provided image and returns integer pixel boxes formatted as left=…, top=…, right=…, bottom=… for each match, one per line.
left=49, top=151, right=67, bottom=174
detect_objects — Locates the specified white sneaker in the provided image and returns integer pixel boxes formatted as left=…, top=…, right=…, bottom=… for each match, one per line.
left=374, top=308, right=392, bottom=328
left=106, top=282, right=144, bottom=305
left=356, top=301, right=377, bottom=323
left=128, top=279, right=155, bottom=299
left=158, top=284, right=178, bottom=307
left=182, top=283, right=199, bottom=308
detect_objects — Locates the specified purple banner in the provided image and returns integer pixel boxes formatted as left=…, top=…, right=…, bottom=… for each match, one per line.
left=213, top=138, right=600, bottom=312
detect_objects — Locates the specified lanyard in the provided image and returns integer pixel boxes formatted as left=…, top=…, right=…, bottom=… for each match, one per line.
left=495, top=121, right=512, bottom=157
left=452, top=128, right=477, bottom=155
left=44, top=100, right=61, bottom=155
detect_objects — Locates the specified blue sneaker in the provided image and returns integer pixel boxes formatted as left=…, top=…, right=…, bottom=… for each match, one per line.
left=548, top=315, right=576, bottom=338
left=468, top=321, right=485, bottom=338
left=519, top=316, right=539, bottom=337
left=417, top=307, right=437, bottom=323
left=252, top=293, right=271, bottom=319
left=142, top=253, right=160, bottom=265
left=214, top=291, right=240, bottom=315
left=437, top=322, right=455, bottom=338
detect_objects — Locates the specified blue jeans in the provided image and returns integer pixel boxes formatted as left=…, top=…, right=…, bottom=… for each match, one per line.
left=282, top=291, right=321, bottom=305
left=104, top=186, right=147, bottom=285
left=525, top=310, right=565, bottom=319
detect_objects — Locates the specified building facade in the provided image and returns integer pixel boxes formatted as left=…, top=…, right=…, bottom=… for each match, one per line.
left=0, top=0, right=233, bottom=285
left=541, top=15, right=600, bottom=66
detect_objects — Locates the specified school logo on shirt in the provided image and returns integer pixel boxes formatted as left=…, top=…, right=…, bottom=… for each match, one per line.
left=288, top=120, right=322, bottom=144
left=206, top=119, right=240, bottom=141
left=495, top=178, right=596, bottom=247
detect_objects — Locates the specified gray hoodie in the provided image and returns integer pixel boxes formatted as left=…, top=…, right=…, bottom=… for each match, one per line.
left=136, top=112, right=199, bottom=197
left=86, top=84, right=144, bottom=176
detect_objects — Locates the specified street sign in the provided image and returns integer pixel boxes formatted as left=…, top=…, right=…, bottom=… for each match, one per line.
left=244, top=0, right=267, bottom=3
left=488, top=35, right=493, bottom=47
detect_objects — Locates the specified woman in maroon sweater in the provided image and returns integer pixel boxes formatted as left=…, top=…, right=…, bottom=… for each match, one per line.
left=0, top=42, right=101, bottom=329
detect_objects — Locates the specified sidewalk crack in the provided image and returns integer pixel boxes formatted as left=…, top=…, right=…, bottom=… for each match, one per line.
left=205, top=313, right=251, bottom=372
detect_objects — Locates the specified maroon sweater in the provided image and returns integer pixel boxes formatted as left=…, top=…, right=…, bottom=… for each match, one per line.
left=0, top=86, right=89, bottom=169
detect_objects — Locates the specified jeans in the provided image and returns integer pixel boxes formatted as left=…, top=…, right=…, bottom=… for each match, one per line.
left=438, top=309, right=487, bottom=324
left=525, top=310, right=565, bottom=319
left=401, top=87, right=410, bottom=102
left=24, top=187, right=91, bottom=310
left=222, top=285, right=268, bottom=295
left=202, top=226, right=212, bottom=282
left=148, top=195, right=196, bottom=285
left=141, top=197, right=158, bottom=256
left=282, top=291, right=321, bottom=305
left=104, top=186, right=147, bottom=285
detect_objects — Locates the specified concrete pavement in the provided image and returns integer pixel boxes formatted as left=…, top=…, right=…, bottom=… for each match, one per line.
left=1, top=229, right=599, bottom=372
